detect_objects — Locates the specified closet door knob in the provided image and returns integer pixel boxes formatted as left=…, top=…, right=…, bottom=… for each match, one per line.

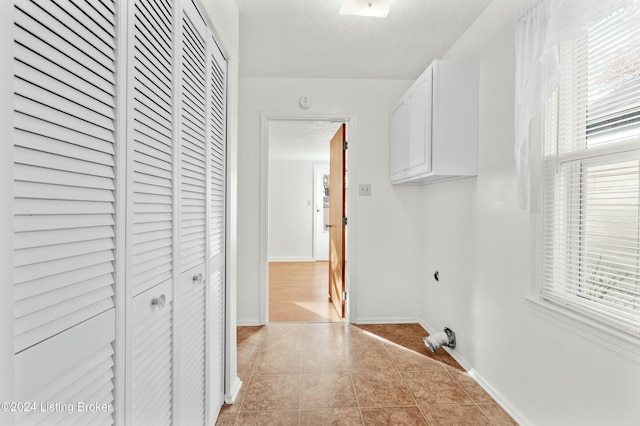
left=193, top=273, right=203, bottom=284
left=152, top=294, right=166, bottom=309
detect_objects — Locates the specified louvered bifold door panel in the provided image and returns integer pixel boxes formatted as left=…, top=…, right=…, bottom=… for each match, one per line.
left=13, top=0, right=118, bottom=362
left=129, top=0, right=175, bottom=297
left=131, top=280, right=173, bottom=426
left=176, top=2, right=208, bottom=424
left=178, top=265, right=206, bottom=426
left=179, top=0, right=207, bottom=274
left=126, top=0, right=175, bottom=424
left=15, top=310, right=116, bottom=426
left=208, top=36, right=227, bottom=420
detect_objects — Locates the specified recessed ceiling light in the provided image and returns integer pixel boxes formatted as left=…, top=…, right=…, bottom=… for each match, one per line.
left=339, top=0, right=391, bottom=18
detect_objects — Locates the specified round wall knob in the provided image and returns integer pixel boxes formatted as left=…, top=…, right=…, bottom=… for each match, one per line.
left=152, top=294, right=166, bottom=309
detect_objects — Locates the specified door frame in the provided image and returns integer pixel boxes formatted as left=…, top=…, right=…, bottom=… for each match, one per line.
left=313, top=163, right=330, bottom=261
left=258, top=113, right=358, bottom=324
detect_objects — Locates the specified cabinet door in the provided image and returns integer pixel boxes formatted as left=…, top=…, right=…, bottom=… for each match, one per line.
left=178, top=1, right=208, bottom=424
left=406, top=66, right=433, bottom=176
left=390, top=97, right=408, bottom=182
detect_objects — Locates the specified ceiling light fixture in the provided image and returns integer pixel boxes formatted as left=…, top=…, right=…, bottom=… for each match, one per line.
left=339, top=0, right=391, bottom=18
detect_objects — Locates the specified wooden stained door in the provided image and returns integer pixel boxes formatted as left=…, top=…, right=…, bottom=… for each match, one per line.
left=329, top=124, right=346, bottom=318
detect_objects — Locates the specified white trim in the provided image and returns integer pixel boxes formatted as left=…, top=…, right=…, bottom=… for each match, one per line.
left=224, top=377, right=243, bottom=404
left=527, top=297, right=640, bottom=362
left=355, top=317, right=422, bottom=325
left=0, top=1, right=14, bottom=419
left=116, top=1, right=129, bottom=424
left=530, top=107, right=640, bottom=363
left=313, top=162, right=330, bottom=261
left=237, top=319, right=262, bottom=327
left=268, top=257, right=316, bottom=262
left=468, top=369, right=531, bottom=426
left=418, top=320, right=530, bottom=426
left=259, top=113, right=357, bottom=325
left=259, top=114, right=269, bottom=325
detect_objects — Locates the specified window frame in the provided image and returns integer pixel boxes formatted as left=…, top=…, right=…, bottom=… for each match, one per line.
left=529, top=6, right=640, bottom=361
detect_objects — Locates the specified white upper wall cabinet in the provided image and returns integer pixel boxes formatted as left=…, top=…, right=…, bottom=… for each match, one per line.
left=390, top=59, right=478, bottom=184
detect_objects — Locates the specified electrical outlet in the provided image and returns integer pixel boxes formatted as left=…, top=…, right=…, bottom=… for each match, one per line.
left=359, top=183, right=371, bottom=196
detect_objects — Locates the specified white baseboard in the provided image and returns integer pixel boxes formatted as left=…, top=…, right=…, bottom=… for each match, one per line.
left=268, top=257, right=315, bottom=262
left=237, top=319, right=263, bottom=326
left=418, top=319, right=530, bottom=426
left=225, top=376, right=243, bottom=404
left=354, top=316, right=422, bottom=325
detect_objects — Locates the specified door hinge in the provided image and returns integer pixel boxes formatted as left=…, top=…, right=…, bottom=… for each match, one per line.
left=342, top=217, right=348, bottom=226
left=342, top=291, right=347, bottom=301
left=343, top=141, right=348, bottom=150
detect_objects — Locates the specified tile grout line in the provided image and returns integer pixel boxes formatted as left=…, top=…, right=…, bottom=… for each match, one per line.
left=342, top=332, right=366, bottom=425
left=231, top=323, right=514, bottom=426
left=382, top=341, right=433, bottom=425
left=412, top=324, right=498, bottom=425
left=444, top=366, right=497, bottom=426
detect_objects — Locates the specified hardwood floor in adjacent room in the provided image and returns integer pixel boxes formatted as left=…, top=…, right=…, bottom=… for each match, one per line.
left=269, top=261, right=342, bottom=322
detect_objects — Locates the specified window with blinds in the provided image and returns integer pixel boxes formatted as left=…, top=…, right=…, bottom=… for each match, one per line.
left=541, top=3, right=640, bottom=337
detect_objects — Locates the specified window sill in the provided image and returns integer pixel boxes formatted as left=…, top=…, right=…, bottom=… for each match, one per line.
left=526, top=297, right=640, bottom=363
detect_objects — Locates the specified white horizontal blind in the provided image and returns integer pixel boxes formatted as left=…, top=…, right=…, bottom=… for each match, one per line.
left=130, top=0, right=174, bottom=296
left=542, top=3, right=640, bottom=336
left=13, top=0, right=118, bottom=353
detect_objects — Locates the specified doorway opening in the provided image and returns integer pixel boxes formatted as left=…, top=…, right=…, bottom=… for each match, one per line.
left=264, top=119, right=349, bottom=323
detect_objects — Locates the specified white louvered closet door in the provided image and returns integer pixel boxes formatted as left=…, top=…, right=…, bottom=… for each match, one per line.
left=207, top=34, right=227, bottom=422
left=12, top=0, right=118, bottom=424
left=127, top=0, right=175, bottom=424
left=177, top=1, right=208, bottom=424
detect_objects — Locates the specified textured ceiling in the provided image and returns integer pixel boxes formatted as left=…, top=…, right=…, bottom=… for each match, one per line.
left=236, top=0, right=492, bottom=79
left=269, top=120, right=344, bottom=161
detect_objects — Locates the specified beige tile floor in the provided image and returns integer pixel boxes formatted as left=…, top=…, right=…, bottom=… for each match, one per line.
left=217, top=323, right=517, bottom=426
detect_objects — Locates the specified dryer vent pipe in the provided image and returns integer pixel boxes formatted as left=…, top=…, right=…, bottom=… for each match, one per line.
left=423, top=327, right=456, bottom=352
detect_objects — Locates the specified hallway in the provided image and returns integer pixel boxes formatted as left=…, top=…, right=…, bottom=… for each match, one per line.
left=217, top=323, right=517, bottom=425
left=269, top=262, right=342, bottom=322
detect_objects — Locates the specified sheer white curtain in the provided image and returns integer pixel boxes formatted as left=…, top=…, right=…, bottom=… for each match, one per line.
left=514, top=0, right=633, bottom=209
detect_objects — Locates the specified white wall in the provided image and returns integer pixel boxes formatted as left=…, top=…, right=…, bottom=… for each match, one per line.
left=419, top=1, right=640, bottom=425
left=268, top=159, right=315, bottom=261
left=237, top=78, right=424, bottom=324
left=0, top=2, right=14, bottom=423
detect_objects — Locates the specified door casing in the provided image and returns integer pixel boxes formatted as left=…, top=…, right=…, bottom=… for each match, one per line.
left=258, top=114, right=357, bottom=324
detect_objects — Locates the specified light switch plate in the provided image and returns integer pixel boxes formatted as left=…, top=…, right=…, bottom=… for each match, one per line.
left=359, top=184, right=371, bottom=196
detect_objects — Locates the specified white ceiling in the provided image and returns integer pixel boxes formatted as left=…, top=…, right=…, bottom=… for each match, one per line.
left=268, top=120, right=343, bottom=161
left=236, top=0, right=492, bottom=80
left=240, top=0, right=492, bottom=161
